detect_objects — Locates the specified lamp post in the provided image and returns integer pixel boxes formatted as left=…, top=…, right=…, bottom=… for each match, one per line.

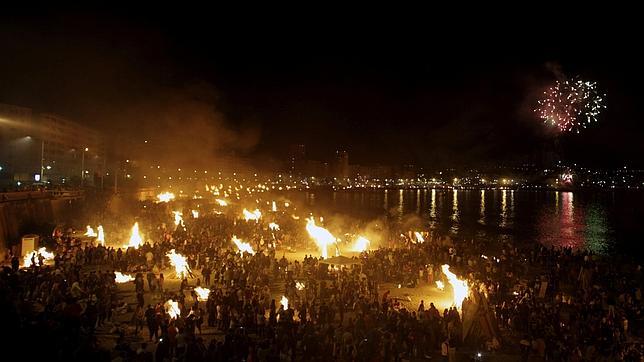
left=81, top=147, right=88, bottom=187
left=101, top=155, right=106, bottom=191
left=40, top=140, right=45, bottom=182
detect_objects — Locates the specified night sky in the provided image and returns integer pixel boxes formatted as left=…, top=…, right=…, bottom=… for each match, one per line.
left=1, top=9, right=642, bottom=169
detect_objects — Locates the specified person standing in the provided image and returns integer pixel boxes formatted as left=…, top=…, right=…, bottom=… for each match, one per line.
left=146, top=271, right=155, bottom=292
left=145, top=305, right=158, bottom=341
left=441, top=339, right=449, bottom=362
left=202, top=264, right=211, bottom=286
left=11, top=253, right=19, bottom=272
left=135, top=274, right=145, bottom=294
left=158, top=273, right=164, bottom=293
left=133, top=305, right=146, bottom=335
left=137, top=291, right=145, bottom=309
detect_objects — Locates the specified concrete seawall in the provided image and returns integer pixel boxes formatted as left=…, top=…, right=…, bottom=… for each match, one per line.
left=0, top=191, right=84, bottom=258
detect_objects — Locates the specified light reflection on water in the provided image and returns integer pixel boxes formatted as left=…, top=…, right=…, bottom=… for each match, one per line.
left=297, top=189, right=643, bottom=255
left=429, top=189, right=437, bottom=229
left=500, top=190, right=508, bottom=228
left=479, top=190, right=485, bottom=225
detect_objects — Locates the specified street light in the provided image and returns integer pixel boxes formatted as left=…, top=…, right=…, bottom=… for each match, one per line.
left=81, top=147, right=88, bottom=186
left=40, top=140, right=45, bottom=183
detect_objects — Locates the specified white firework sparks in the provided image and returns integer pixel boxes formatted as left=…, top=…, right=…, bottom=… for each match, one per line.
left=536, top=77, right=606, bottom=133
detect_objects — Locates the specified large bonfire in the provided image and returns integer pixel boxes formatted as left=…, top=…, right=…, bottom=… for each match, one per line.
left=305, top=217, right=337, bottom=259
left=114, top=271, right=135, bottom=283
left=242, top=208, right=262, bottom=221
left=164, top=299, right=180, bottom=319
left=127, top=222, right=143, bottom=249
left=352, top=236, right=371, bottom=252
left=441, top=264, right=469, bottom=310
left=22, top=247, right=55, bottom=268
left=84, top=225, right=97, bottom=237
left=232, top=235, right=255, bottom=255
left=97, top=225, right=105, bottom=245
left=194, top=287, right=211, bottom=301
left=166, top=249, right=191, bottom=278
left=157, top=192, right=175, bottom=203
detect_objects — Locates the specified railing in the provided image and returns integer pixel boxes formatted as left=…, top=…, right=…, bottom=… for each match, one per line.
left=50, top=190, right=84, bottom=199
left=0, top=189, right=84, bottom=202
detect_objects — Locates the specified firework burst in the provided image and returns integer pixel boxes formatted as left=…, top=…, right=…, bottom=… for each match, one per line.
left=536, top=77, right=606, bottom=133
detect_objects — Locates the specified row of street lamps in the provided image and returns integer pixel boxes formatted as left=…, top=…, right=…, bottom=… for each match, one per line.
left=17, top=137, right=91, bottom=186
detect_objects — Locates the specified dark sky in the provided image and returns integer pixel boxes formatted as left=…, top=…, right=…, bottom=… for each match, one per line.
left=1, top=9, right=642, bottom=169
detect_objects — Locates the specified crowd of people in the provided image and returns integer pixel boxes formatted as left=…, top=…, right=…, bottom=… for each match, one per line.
left=1, top=200, right=643, bottom=361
